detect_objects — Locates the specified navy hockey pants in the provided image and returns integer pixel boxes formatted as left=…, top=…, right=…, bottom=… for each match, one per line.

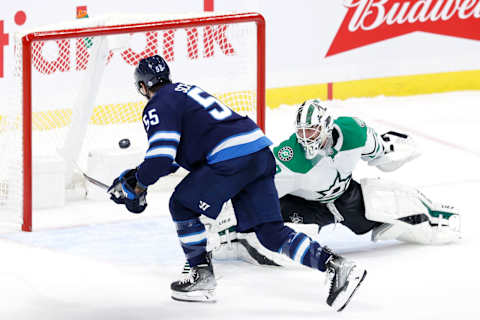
left=169, top=147, right=283, bottom=232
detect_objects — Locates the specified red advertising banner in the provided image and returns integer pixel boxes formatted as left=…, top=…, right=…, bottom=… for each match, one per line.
left=327, top=0, right=480, bottom=57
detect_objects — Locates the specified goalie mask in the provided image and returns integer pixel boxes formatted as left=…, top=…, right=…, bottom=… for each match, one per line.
left=295, top=99, right=333, bottom=159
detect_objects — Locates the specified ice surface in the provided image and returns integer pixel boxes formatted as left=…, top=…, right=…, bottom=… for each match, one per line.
left=1, top=91, right=479, bottom=319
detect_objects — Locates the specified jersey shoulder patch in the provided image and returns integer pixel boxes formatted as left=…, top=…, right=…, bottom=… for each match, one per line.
left=273, top=134, right=321, bottom=174
left=334, top=117, right=368, bottom=151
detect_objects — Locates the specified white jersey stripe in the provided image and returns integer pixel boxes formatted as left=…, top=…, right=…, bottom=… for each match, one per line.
left=148, top=131, right=181, bottom=145
left=208, top=128, right=264, bottom=159
left=145, top=146, right=177, bottom=159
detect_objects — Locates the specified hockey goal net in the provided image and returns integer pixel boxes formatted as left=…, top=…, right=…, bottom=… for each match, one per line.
left=0, top=12, right=265, bottom=232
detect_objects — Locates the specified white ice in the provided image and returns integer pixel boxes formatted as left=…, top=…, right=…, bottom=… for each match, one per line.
left=1, top=91, right=479, bottom=320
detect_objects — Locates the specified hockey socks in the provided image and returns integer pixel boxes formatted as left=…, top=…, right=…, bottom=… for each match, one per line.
left=253, top=222, right=332, bottom=272
left=175, top=218, right=208, bottom=267
left=281, top=232, right=332, bottom=272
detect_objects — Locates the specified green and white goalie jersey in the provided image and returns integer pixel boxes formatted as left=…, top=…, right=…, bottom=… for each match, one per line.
left=273, top=117, right=385, bottom=203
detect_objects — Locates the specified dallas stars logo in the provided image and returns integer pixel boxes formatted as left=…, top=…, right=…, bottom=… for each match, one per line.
left=278, top=146, right=294, bottom=161
left=289, top=212, right=304, bottom=224
left=316, top=172, right=351, bottom=202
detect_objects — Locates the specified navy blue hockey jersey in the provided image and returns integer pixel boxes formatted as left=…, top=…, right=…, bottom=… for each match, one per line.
left=136, top=82, right=272, bottom=187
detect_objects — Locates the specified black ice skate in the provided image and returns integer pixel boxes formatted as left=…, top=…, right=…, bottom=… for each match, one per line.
left=171, top=256, right=217, bottom=303
left=324, top=251, right=367, bottom=312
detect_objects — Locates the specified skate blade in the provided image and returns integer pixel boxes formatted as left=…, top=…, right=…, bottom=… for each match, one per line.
left=171, top=289, right=216, bottom=303
left=332, top=268, right=367, bottom=312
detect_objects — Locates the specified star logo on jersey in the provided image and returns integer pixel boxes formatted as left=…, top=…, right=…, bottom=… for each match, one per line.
left=278, top=146, right=294, bottom=161
left=289, top=212, right=304, bottom=224
left=316, top=172, right=351, bottom=202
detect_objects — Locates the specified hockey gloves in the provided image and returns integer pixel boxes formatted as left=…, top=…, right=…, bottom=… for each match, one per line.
left=369, top=131, right=421, bottom=172
left=108, top=168, right=148, bottom=214
left=380, top=131, right=409, bottom=154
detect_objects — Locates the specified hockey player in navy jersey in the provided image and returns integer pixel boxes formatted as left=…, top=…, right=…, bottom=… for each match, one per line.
left=108, top=55, right=366, bottom=311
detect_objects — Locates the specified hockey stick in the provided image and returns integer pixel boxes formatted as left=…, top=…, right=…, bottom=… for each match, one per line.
left=70, top=161, right=109, bottom=191
left=82, top=172, right=109, bottom=191
left=71, top=161, right=123, bottom=198
left=83, top=169, right=124, bottom=199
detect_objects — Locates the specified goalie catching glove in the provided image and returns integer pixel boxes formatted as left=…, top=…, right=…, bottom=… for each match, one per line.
left=108, top=168, right=148, bottom=214
left=369, top=131, right=422, bottom=172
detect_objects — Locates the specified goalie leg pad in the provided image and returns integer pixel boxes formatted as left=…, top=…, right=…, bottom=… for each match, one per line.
left=202, top=202, right=241, bottom=261
left=206, top=203, right=287, bottom=265
left=361, top=178, right=461, bottom=245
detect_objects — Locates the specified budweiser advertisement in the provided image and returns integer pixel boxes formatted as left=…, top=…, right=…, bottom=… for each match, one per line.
left=327, top=0, right=480, bottom=56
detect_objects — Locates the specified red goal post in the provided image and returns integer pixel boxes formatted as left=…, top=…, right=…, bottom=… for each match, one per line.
left=2, top=12, right=265, bottom=232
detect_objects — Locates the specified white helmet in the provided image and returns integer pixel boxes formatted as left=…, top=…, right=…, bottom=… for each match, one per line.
left=295, top=99, right=333, bottom=159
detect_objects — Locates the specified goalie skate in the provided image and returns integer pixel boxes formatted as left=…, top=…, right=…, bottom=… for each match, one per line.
left=171, top=258, right=217, bottom=303
left=325, top=253, right=367, bottom=312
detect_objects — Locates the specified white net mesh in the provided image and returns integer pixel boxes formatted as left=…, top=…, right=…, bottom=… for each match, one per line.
left=0, top=13, right=262, bottom=231
left=0, top=34, right=24, bottom=229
